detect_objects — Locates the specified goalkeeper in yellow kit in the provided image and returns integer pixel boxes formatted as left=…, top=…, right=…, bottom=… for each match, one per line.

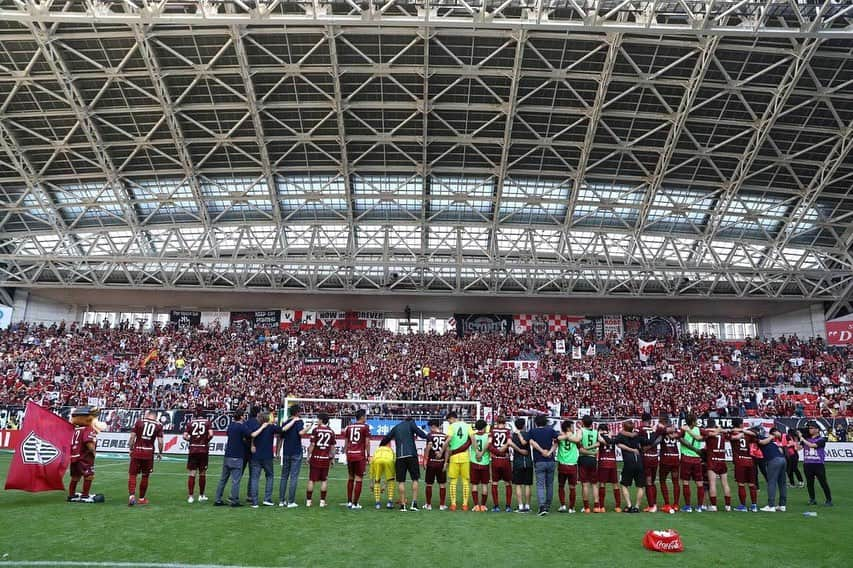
left=445, top=411, right=474, bottom=511
left=370, top=438, right=396, bottom=509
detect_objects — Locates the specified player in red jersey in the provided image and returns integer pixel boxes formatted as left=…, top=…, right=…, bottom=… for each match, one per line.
left=68, top=406, right=100, bottom=503
left=556, top=419, right=582, bottom=513
left=306, top=413, right=336, bottom=508
left=597, top=424, right=621, bottom=512
left=343, top=409, right=371, bottom=509
left=128, top=410, right=164, bottom=506
left=183, top=409, right=213, bottom=503
left=488, top=416, right=513, bottom=512
left=729, top=417, right=759, bottom=511
left=423, top=419, right=448, bottom=510
left=658, top=417, right=682, bottom=513
left=701, top=418, right=731, bottom=511
left=639, top=413, right=666, bottom=512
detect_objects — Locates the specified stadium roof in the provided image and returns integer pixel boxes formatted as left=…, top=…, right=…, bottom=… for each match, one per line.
left=0, top=1, right=852, bottom=312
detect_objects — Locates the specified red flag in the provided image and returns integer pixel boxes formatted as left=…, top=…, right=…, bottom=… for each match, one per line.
left=140, top=348, right=158, bottom=368
left=4, top=401, right=73, bottom=492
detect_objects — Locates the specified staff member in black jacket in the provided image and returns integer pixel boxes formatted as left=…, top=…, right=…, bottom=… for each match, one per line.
left=381, top=417, right=428, bottom=511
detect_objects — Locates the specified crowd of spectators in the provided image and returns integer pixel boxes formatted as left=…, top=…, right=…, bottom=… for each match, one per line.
left=0, top=319, right=850, bottom=419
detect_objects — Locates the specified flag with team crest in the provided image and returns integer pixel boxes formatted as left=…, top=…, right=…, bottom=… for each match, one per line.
left=5, top=402, right=73, bottom=492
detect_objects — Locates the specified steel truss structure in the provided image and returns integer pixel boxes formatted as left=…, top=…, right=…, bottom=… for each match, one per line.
left=1, top=1, right=852, bottom=300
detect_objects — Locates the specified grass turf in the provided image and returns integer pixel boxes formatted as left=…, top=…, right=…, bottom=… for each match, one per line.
left=0, top=453, right=851, bottom=568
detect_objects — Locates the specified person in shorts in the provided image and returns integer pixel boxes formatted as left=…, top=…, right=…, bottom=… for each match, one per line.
left=509, top=418, right=533, bottom=512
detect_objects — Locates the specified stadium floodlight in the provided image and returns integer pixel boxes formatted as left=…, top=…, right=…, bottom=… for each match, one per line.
left=282, top=397, right=481, bottom=423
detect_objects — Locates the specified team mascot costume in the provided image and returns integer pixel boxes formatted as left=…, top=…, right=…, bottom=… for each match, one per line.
left=67, top=406, right=107, bottom=503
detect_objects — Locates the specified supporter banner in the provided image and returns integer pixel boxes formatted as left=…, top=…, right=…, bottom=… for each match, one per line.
left=623, top=315, right=643, bottom=336
left=312, top=311, right=386, bottom=330
left=200, top=311, right=228, bottom=328
left=514, top=314, right=585, bottom=334
left=230, top=310, right=281, bottom=327
left=280, top=309, right=319, bottom=330
left=571, top=345, right=582, bottom=359
left=455, top=314, right=513, bottom=337
left=643, top=316, right=686, bottom=339
left=0, top=304, right=12, bottom=330
left=555, top=339, right=566, bottom=354
left=603, top=315, right=623, bottom=339
left=580, top=316, right=604, bottom=340
left=169, top=310, right=201, bottom=327
left=302, top=357, right=350, bottom=367
left=366, top=418, right=429, bottom=438
left=826, top=313, right=853, bottom=346
left=500, top=360, right=539, bottom=370
left=639, top=338, right=656, bottom=362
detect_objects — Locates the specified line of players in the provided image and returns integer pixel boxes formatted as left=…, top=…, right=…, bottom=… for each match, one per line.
left=67, top=407, right=767, bottom=513
left=324, top=411, right=771, bottom=513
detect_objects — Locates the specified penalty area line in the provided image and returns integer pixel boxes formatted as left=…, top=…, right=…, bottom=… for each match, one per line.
left=0, top=562, right=290, bottom=568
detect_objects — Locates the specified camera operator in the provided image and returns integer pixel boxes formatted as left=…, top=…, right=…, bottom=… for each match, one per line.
left=801, top=422, right=832, bottom=506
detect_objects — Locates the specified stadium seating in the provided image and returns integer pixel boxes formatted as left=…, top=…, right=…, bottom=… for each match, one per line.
left=0, top=321, right=849, bottom=418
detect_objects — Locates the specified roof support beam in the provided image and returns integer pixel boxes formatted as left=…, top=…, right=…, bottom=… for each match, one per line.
left=3, top=1, right=853, bottom=39
left=26, top=21, right=143, bottom=235
left=326, top=27, right=356, bottom=265
left=702, top=37, right=822, bottom=244
left=490, top=29, right=527, bottom=263
left=129, top=23, right=212, bottom=230
left=563, top=31, right=623, bottom=232
left=227, top=23, right=283, bottom=227
left=635, top=34, right=722, bottom=231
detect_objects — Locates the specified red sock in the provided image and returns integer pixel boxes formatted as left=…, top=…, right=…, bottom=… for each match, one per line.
left=82, top=478, right=92, bottom=495
left=353, top=480, right=362, bottom=504
left=647, top=485, right=655, bottom=507
left=738, top=486, right=747, bottom=505
left=188, top=476, right=195, bottom=495
left=426, top=486, right=433, bottom=507
left=199, top=473, right=206, bottom=495
left=347, top=479, right=354, bottom=502
left=583, top=499, right=590, bottom=510
left=506, top=485, right=512, bottom=507
left=598, top=486, right=605, bottom=508
left=682, top=484, right=691, bottom=507
left=673, top=483, right=681, bottom=507
left=440, top=487, right=446, bottom=507
left=697, top=487, right=705, bottom=508
left=472, top=491, right=479, bottom=507
left=307, top=489, right=313, bottom=500
left=559, top=484, right=566, bottom=506
left=320, top=490, right=327, bottom=501
left=614, top=488, right=621, bottom=508
left=660, top=482, right=670, bottom=505
left=128, top=475, right=137, bottom=495
left=139, top=476, right=149, bottom=499
left=568, top=487, right=576, bottom=510
left=749, top=486, right=757, bottom=504
left=724, top=495, right=731, bottom=507
left=710, top=495, right=717, bottom=506
left=69, top=478, right=79, bottom=496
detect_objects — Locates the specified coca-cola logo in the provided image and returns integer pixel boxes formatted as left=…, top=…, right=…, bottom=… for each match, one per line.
left=653, top=539, right=681, bottom=551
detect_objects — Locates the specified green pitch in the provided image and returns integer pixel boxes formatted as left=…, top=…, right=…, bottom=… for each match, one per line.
left=0, top=454, right=851, bottom=568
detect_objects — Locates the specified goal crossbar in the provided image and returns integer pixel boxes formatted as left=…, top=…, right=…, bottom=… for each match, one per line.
left=283, top=397, right=481, bottom=419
